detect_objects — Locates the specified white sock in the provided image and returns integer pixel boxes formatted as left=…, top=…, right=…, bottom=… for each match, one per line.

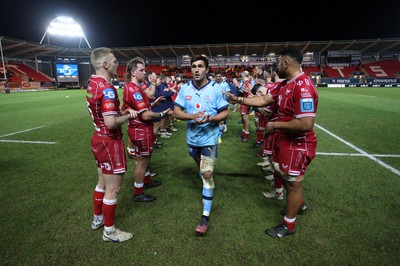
left=104, top=225, right=115, bottom=233
left=284, top=216, right=296, bottom=223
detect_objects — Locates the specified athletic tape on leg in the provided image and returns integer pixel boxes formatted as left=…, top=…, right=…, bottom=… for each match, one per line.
left=200, top=155, right=216, bottom=189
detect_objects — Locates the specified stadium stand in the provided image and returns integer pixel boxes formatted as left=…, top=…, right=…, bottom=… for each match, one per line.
left=0, top=36, right=399, bottom=89
left=1, top=63, right=53, bottom=82
left=363, top=60, right=400, bottom=78
left=321, top=65, right=362, bottom=78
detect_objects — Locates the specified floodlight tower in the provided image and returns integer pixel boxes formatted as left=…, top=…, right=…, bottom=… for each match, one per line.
left=40, top=16, right=91, bottom=48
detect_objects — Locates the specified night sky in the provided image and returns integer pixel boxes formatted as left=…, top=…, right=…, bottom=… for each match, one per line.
left=1, top=0, right=399, bottom=48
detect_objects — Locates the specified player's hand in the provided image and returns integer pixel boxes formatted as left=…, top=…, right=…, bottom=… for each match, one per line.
left=164, top=108, right=173, bottom=115
left=152, top=96, right=165, bottom=107
left=266, top=122, right=278, bottom=134
left=224, top=91, right=238, bottom=103
left=124, top=108, right=138, bottom=119
left=194, top=110, right=209, bottom=124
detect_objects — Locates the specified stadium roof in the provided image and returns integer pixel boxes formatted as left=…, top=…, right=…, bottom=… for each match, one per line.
left=1, top=35, right=399, bottom=61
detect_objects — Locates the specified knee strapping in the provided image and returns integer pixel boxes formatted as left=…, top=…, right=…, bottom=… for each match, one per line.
left=202, top=176, right=214, bottom=189
left=200, top=155, right=216, bottom=176
left=200, top=155, right=216, bottom=189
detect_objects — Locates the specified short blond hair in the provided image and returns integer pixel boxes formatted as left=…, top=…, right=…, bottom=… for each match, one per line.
left=90, top=47, right=113, bottom=70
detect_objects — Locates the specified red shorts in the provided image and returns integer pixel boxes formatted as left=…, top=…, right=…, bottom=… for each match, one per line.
left=264, top=131, right=279, bottom=156
left=258, top=114, right=268, bottom=130
left=240, top=104, right=251, bottom=115
left=275, top=143, right=316, bottom=177
left=127, top=126, right=154, bottom=156
left=90, top=134, right=127, bottom=175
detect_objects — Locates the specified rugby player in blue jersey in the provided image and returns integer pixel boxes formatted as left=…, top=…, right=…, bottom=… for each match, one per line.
left=173, top=55, right=230, bottom=236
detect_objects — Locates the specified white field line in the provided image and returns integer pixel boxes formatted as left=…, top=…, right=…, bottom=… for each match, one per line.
left=0, top=126, right=56, bottom=145
left=0, top=139, right=56, bottom=144
left=350, top=94, right=377, bottom=98
left=315, top=124, right=400, bottom=176
left=317, top=152, right=400, bottom=158
left=0, top=126, right=45, bottom=138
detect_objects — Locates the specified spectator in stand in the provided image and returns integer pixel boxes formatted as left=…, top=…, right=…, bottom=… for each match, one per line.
left=4, top=82, right=10, bottom=93
left=86, top=47, right=137, bottom=243
left=224, top=46, right=318, bottom=238
left=122, top=57, right=172, bottom=202
left=173, top=55, right=229, bottom=236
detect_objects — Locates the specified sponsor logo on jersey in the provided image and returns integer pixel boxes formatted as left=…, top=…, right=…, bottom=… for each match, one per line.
left=300, top=87, right=311, bottom=97
left=104, top=102, right=115, bottom=109
left=103, top=88, right=115, bottom=99
left=301, top=92, right=312, bottom=97
left=133, top=92, right=143, bottom=101
left=195, top=102, right=201, bottom=109
left=300, top=98, right=314, bottom=112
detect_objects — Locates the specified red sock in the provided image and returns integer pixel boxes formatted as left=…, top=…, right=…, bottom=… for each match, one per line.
left=300, top=199, right=305, bottom=207
left=256, top=129, right=263, bottom=143
left=103, top=198, right=117, bottom=227
left=273, top=172, right=283, bottom=189
left=134, top=184, right=144, bottom=195
left=262, top=138, right=267, bottom=151
left=93, top=188, right=105, bottom=215
left=144, top=175, right=151, bottom=184
left=283, top=218, right=296, bottom=231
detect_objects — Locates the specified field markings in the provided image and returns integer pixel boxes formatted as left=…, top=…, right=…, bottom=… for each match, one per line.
left=315, top=124, right=400, bottom=176
left=0, top=126, right=56, bottom=145
left=0, top=139, right=56, bottom=144
left=350, top=94, right=377, bottom=98
left=317, top=152, right=400, bottom=158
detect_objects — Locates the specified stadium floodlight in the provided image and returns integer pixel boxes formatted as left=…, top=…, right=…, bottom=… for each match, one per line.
left=40, top=16, right=91, bottom=48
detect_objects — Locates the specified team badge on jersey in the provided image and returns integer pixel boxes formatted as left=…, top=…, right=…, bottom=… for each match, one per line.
left=186, top=95, right=192, bottom=100
left=103, top=88, right=115, bottom=99
left=133, top=92, right=143, bottom=101
left=300, top=98, right=314, bottom=112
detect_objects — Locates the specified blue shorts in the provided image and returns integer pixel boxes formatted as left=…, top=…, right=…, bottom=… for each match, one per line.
left=188, top=144, right=218, bottom=159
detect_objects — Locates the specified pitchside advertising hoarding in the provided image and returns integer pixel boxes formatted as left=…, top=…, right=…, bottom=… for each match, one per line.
left=311, top=77, right=400, bottom=87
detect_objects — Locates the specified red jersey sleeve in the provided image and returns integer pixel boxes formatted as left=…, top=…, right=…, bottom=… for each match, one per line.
left=101, top=87, right=120, bottom=116
left=293, top=76, right=318, bottom=119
